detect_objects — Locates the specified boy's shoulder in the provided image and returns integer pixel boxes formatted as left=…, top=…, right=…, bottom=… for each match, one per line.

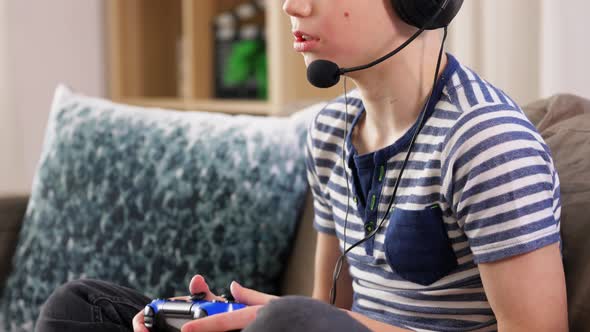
left=440, top=56, right=538, bottom=133
left=308, top=89, right=364, bottom=138
left=443, top=55, right=522, bottom=117
left=320, top=89, right=364, bottom=118
left=439, top=56, right=552, bottom=162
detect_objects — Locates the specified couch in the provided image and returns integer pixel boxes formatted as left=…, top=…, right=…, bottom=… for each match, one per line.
left=1, top=93, right=589, bottom=331
left=0, top=85, right=325, bottom=331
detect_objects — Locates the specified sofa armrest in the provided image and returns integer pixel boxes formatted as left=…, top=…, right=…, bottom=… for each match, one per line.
left=280, top=192, right=317, bottom=296
left=0, top=195, right=29, bottom=291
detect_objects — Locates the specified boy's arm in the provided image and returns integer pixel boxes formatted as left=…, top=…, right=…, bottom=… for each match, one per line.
left=312, top=232, right=353, bottom=310
left=478, top=243, right=568, bottom=331
left=345, top=310, right=412, bottom=332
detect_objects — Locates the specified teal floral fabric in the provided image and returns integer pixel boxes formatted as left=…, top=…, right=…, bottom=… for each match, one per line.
left=0, top=85, right=318, bottom=331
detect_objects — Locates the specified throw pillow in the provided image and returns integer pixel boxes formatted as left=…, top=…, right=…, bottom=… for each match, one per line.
left=0, top=84, right=321, bottom=331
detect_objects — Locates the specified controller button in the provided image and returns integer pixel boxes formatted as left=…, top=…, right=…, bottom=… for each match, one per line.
left=143, top=306, right=155, bottom=329
left=144, top=306, right=154, bottom=317
left=144, top=316, right=153, bottom=328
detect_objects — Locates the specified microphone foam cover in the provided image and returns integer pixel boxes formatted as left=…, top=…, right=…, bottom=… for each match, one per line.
left=307, top=60, right=341, bottom=88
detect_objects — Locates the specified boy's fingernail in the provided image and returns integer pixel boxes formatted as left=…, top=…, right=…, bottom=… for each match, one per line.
left=230, top=281, right=241, bottom=294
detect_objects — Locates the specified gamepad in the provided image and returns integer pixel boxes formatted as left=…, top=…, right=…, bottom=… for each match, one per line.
left=144, top=292, right=247, bottom=332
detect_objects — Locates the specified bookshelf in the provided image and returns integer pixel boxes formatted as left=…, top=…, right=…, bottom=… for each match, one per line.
left=106, top=0, right=344, bottom=116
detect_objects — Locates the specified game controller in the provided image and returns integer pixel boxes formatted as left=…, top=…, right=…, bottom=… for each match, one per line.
left=144, top=292, right=247, bottom=332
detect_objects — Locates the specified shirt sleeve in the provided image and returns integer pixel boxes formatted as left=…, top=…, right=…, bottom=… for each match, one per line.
left=305, top=115, right=337, bottom=235
left=443, top=105, right=561, bottom=264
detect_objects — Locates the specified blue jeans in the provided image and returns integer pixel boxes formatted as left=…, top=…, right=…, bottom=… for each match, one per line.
left=36, top=279, right=371, bottom=332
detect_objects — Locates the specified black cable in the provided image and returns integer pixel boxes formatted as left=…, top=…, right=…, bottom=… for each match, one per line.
left=329, top=75, right=351, bottom=305
left=329, top=26, right=449, bottom=306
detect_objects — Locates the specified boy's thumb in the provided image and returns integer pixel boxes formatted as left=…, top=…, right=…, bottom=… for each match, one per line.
left=230, top=281, right=278, bottom=306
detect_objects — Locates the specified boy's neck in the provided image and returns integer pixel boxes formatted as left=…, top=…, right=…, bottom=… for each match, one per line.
left=348, top=34, right=447, bottom=155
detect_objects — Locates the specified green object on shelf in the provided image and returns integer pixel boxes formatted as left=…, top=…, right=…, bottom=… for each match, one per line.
left=254, top=52, right=268, bottom=100
left=224, top=39, right=268, bottom=100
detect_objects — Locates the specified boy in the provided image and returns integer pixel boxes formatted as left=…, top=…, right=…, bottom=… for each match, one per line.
left=37, top=1, right=568, bottom=331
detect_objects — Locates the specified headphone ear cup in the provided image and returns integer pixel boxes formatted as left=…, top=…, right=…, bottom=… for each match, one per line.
left=391, top=0, right=463, bottom=29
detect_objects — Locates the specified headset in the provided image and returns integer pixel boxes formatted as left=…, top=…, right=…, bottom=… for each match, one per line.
left=306, top=0, right=465, bottom=306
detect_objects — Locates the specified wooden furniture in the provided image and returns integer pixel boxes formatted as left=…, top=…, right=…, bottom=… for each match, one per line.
left=106, top=0, right=344, bottom=115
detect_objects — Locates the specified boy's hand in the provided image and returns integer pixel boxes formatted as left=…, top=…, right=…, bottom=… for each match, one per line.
left=132, top=274, right=225, bottom=332
left=132, top=309, right=150, bottom=332
left=181, top=280, right=278, bottom=332
left=188, top=274, right=226, bottom=302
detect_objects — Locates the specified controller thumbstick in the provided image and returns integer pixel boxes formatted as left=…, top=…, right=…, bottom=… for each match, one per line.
left=190, top=292, right=207, bottom=301
left=221, top=293, right=235, bottom=302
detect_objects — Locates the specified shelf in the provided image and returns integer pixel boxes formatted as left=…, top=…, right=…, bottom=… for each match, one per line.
left=117, top=97, right=271, bottom=116
left=106, top=0, right=344, bottom=115
left=107, top=0, right=183, bottom=98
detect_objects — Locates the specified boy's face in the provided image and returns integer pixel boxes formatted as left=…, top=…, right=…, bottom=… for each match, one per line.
left=282, top=0, right=401, bottom=68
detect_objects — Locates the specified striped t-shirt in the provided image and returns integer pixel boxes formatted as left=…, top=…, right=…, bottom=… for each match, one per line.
left=305, top=53, right=561, bottom=331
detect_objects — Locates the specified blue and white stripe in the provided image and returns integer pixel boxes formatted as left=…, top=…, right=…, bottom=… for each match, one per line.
left=305, top=54, right=561, bottom=331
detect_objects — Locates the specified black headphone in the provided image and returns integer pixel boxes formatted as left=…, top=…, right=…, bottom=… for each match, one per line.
left=392, top=0, right=464, bottom=30
left=307, top=0, right=464, bottom=88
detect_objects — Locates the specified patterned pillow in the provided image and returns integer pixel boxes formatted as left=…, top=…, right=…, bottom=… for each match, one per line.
left=0, top=85, right=319, bottom=331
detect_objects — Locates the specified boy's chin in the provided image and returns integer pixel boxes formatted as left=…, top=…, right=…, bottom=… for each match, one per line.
left=302, top=54, right=326, bottom=67
left=303, top=55, right=315, bottom=67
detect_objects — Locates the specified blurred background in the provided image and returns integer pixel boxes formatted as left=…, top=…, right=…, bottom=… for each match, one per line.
left=0, top=0, right=588, bottom=195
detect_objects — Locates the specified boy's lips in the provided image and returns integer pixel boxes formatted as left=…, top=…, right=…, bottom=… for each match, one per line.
left=293, top=30, right=320, bottom=52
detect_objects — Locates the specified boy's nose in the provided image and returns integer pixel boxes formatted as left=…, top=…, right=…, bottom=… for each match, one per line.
left=282, top=0, right=312, bottom=18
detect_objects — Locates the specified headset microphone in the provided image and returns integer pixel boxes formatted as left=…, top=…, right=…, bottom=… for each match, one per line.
left=306, top=0, right=455, bottom=89
left=306, top=60, right=341, bottom=89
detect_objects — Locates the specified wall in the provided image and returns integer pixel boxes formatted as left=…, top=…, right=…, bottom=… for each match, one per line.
left=540, top=0, right=590, bottom=99
left=0, top=0, right=106, bottom=193
left=447, top=0, right=590, bottom=105
left=0, top=0, right=23, bottom=195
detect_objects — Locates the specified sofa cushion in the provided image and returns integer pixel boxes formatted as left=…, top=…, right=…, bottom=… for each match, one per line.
left=522, top=94, right=590, bottom=331
left=0, top=85, right=318, bottom=331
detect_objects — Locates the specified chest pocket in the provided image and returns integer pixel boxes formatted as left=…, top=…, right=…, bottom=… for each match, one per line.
left=384, top=206, right=458, bottom=286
